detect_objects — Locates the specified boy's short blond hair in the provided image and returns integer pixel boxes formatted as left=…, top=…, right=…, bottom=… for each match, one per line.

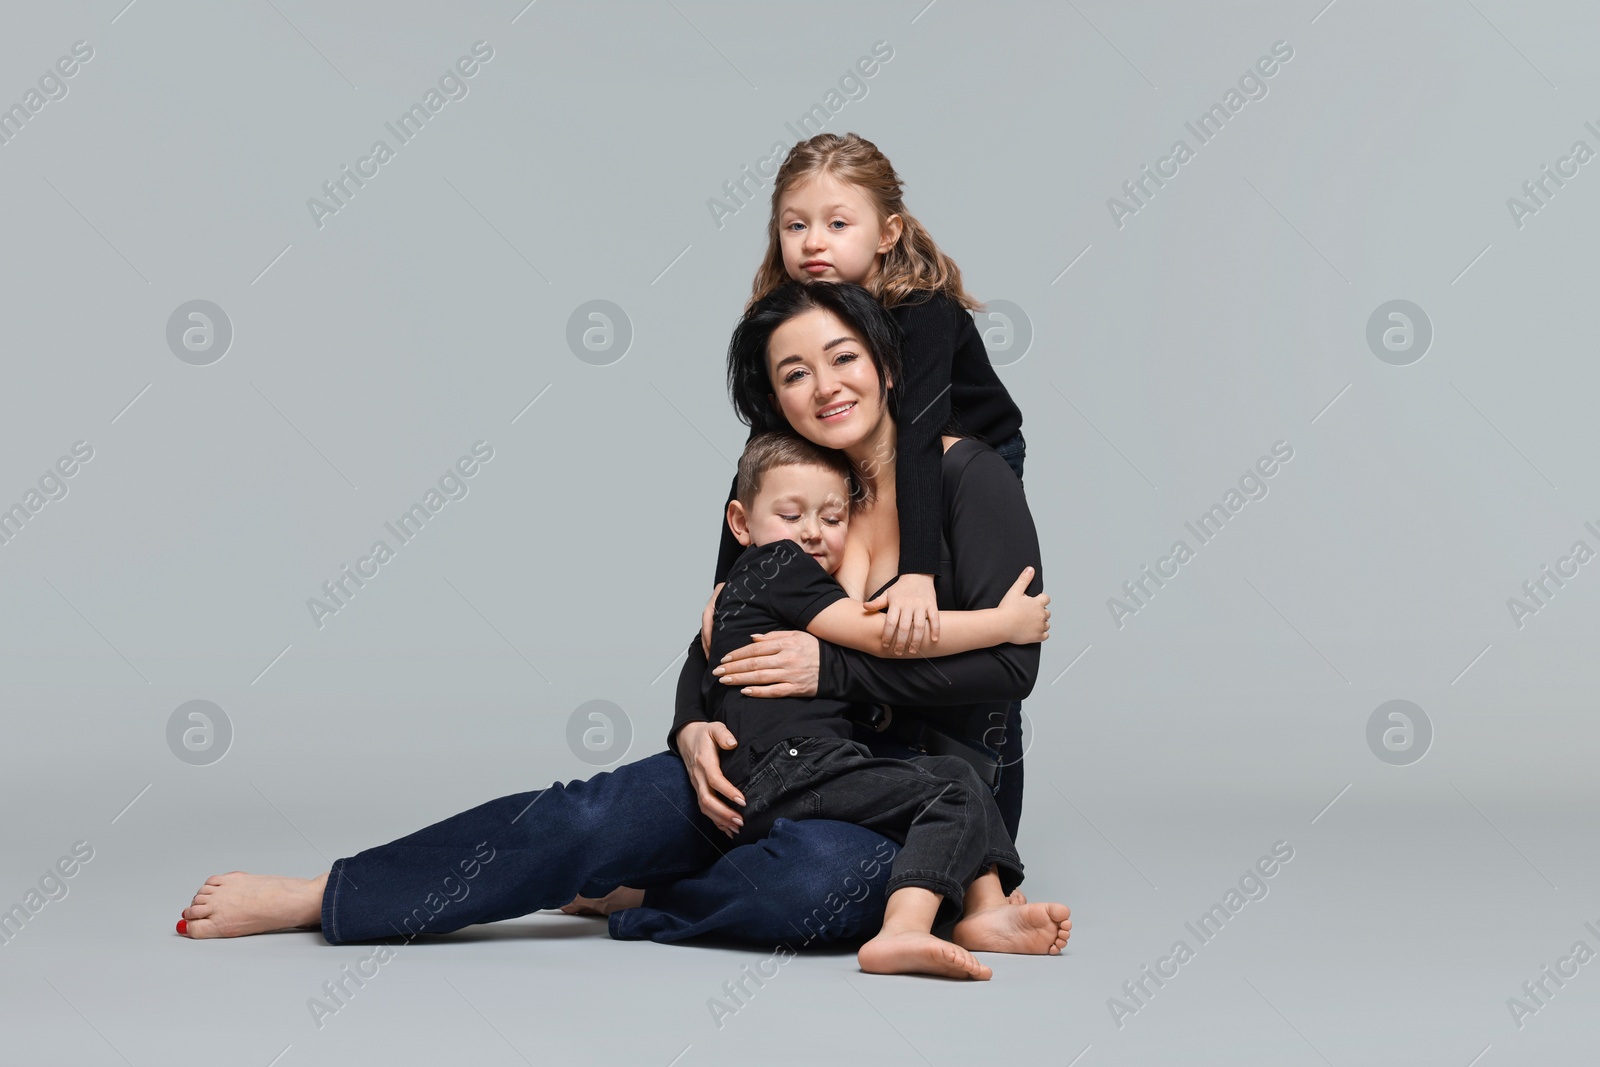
left=736, top=432, right=855, bottom=511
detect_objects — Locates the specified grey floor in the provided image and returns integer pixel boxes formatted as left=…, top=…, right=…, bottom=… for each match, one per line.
left=5, top=760, right=1597, bottom=1065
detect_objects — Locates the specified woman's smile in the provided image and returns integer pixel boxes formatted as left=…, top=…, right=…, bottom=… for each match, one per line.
left=817, top=400, right=856, bottom=422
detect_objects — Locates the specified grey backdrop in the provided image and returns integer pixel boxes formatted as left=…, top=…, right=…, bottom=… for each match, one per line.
left=3, top=1, right=1597, bottom=1064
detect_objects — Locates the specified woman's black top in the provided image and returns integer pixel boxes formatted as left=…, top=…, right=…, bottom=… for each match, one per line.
left=711, top=291, right=1025, bottom=584
left=673, top=437, right=1042, bottom=754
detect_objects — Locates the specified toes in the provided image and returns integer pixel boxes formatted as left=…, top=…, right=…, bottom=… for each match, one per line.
left=949, top=946, right=989, bottom=980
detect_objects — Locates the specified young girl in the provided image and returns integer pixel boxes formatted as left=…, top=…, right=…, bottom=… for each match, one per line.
left=706, top=131, right=1029, bottom=659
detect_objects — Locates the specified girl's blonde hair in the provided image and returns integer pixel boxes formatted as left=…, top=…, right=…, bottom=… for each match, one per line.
left=746, top=132, right=982, bottom=314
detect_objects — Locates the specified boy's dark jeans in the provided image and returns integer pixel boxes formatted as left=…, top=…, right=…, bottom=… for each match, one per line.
left=733, top=737, right=1023, bottom=925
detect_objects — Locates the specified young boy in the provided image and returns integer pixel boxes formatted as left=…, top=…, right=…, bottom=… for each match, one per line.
left=686, top=431, right=1069, bottom=980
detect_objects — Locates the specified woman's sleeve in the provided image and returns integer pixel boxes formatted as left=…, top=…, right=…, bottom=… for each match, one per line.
left=815, top=447, right=1043, bottom=704
left=891, top=296, right=957, bottom=577
left=666, top=632, right=711, bottom=757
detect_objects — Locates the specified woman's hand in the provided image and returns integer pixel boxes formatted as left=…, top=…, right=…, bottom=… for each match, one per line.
left=700, top=582, right=726, bottom=658
left=864, top=572, right=940, bottom=655
left=675, top=721, right=745, bottom=837
left=712, top=630, right=820, bottom=697
left=997, top=566, right=1051, bottom=644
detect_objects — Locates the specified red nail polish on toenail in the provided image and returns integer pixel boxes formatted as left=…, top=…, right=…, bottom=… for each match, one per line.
left=176, top=919, right=188, bottom=935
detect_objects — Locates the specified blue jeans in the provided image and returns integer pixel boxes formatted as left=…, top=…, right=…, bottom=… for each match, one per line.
left=323, top=719, right=1027, bottom=948
left=991, top=429, right=1025, bottom=484
left=320, top=750, right=905, bottom=947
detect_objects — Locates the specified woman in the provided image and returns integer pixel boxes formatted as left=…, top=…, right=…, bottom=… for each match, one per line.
left=177, top=282, right=1044, bottom=947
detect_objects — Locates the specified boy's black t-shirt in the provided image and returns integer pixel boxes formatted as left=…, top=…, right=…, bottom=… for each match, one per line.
left=706, top=538, right=863, bottom=783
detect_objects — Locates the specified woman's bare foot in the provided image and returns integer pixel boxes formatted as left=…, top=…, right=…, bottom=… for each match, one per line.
left=178, top=871, right=328, bottom=939
left=952, top=901, right=1071, bottom=955
left=558, top=886, right=644, bottom=917
left=859, top=930, right=992, bottom=980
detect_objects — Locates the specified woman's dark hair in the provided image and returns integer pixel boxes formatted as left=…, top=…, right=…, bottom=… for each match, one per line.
left=726, top=280, right=904, bottom=434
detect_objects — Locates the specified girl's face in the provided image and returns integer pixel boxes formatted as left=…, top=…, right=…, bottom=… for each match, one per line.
left=777, top=173, right=902, bottom=288
left=765, top=307, right=893, bottom=455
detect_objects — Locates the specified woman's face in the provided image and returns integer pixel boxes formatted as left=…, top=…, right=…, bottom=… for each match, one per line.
left=765, top=306, right=893, bottom=454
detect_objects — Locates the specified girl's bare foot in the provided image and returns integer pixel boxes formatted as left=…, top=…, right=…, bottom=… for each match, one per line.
left=178, top=871, right=328, bottom=939
left=858, top=930, right=992, bottom=980
left=952, top=901, right=1071, bottom=955
left=558, top=886, right=644, bottom=917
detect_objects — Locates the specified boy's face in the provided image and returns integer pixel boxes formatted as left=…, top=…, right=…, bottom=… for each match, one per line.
left=729, top=463, right=850, bottom=574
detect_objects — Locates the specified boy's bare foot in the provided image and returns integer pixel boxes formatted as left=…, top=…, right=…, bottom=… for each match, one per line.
left=858, top=930, right=993, bottom=980
left=559, top=886, right=645, bottom=917
left=952, top=901, right=1071, bottom=956
left=178, top=871, right=328, bottom=939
